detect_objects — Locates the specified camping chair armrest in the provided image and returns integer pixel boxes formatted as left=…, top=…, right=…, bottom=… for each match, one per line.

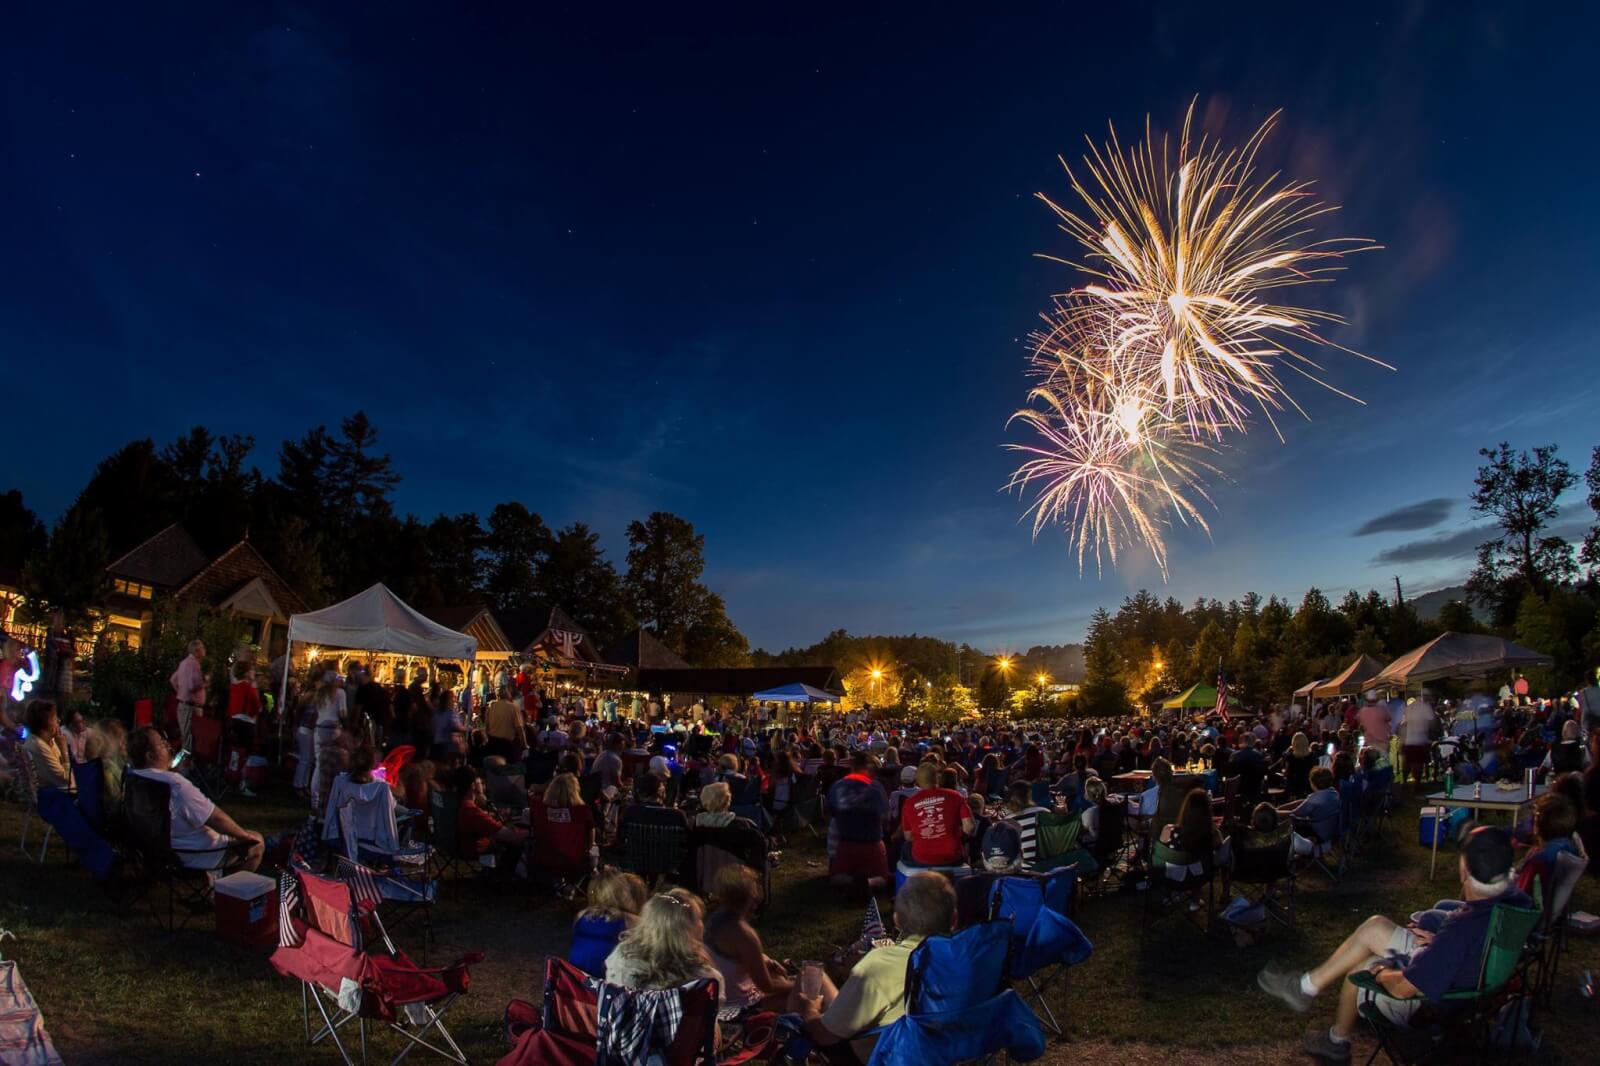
left=172, top=837, right=252, bottom=857
left=1346, top=970, right=1422, bottom=1002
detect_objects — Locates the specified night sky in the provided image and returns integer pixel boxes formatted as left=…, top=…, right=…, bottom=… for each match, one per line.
left=5, top=4, right=1597, bottom=652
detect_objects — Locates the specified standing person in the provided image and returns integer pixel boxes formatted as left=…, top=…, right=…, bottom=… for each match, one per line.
left=309, top=670, right=346, bottom=810
left=1400, top=694, right=1437, bottom=787
left=1357, top=690, right=1392, bottom=755
left=170, top=639, right=207, bottom=751
left=484, top=685, right=526, bottom=761
left=227, top=661, right=262, bottom=751
left=433, top=688, right=467, bottom=758
left=292, top=689, right=317, bottom=799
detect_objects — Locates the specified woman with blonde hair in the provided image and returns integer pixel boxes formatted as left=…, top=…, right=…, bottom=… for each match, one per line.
left=604, top=889, right=725, bottom=1005
left=1277, top=731, right=1317, bottom=798
left=530, top=771, right=596, bottom=878
left=84, top=718, right=129, bottom=814
left=569, top=870, right=649, bottom=976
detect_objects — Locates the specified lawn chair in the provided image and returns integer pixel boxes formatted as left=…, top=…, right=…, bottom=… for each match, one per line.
left=1227, top=825, right=1297, bottom=930
left=71, top=758, right=108, bottom=836
left=334, top=804, right=437, bottom=957
left=14, top=752, right=52, bottom=864
left=781, top=773, right=820, bottom=838
left=527, top=801, right=598, bottom=901
left=188, top=716, right=227, bottom=798
left=122, top=771, right=242, bottom=930
left=991, top=872, right=1093, bottom=1036
left=1029, top=810, right=1094, bottom=879
left=1347, top=900, right=1541, bottom=1065
left=619, top=810, right=692, bottom=887
left=500, top=955, right=745, bottom=1066
left=728, top=774, right=770, bottom=834
left=1338, top=778, right=1365, bottom=860
left=850, top=920, right=1041, bottom=1066
left=1143, top=838, right=1220, bottom=934
left=1529, top=849, right=1589, bottom=1007
left=270, top=865, right=481, bottom=1066
left=1292, top=811, right=1344, bottom=885
left=36, top=787, right=118, bottom=881
left=691, top=822, right=770, bottom=908
left=524, top=748, right=559, bottom=786
left=425, top=788, right=479, bottom=895
left=1083, top=796, right=1129, bottom=896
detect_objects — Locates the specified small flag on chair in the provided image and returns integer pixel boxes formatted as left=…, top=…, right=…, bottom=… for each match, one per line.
left=278, top=869, right=304, bottom=948
left=336, top=855, right=384, bottom=912
left=858, top=896, right=887, bottom=948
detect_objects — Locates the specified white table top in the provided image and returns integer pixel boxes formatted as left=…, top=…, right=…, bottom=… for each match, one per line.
left=1425, top=783, right=1546, bottom=806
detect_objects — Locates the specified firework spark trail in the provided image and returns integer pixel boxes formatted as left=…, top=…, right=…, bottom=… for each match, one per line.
left=1009, top=102, right=1385, bottom=577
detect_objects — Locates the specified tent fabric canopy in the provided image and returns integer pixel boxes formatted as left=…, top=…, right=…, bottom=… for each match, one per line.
left=1293, top=678, right=1329, bottom=698
left=1368, top=632, right=1551, bottom=688
left=285, top=583, right=478, bottom=660
left=1311, top=653, right=1389, bottom=698
left=1161, top=683, right=1217, bottom=710
left=750, top=682, right=839, bottom=704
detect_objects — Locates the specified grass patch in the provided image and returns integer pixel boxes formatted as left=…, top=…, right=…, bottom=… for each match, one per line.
left=4, top=782, right=1600, bottom=1063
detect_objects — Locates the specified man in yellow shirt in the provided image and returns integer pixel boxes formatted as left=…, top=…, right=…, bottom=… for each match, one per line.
left=484, top=685, right=526, bottom=760
left=798, top=872, right=957, bottom=1063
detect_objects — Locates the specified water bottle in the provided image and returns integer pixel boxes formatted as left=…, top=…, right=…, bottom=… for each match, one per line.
left=1444, top=767, right=1455, bottom=796
left=1473, top=782, right=1481, bottom=800
left=1581, top=970, right=1595, bottom=999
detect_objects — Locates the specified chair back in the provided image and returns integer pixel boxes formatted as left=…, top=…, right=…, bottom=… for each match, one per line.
left=594, top=976, right=720, bottom=1066
left=1546, top=849, right=1589, bottom=923
left=123, top=771, right=177, bottom=865
left=525, top=748, right=560, bottom=786
left=1221, top=776, right=1243, bottom=823
left=621, top=813, right=690, bottom=880
left=1029, top=780, right=1053, bottom=810
left=579, top=771, right=603, bottom=805
left=982, top=767, right=1008, bottom=801
left=72, top=758, right=107, bottom=831
left=1153, top=783, right=1187, bottom=834
left=190, top=716, right=223, bottom=762
left=487, top=769, right=528, bottom=811
left=294, top=865, right=363, bottom=950
left=1474, top=902, right=1543, bottom=994
left=866, top=988, right=1046, bottom=1066
left=690, top=822, right=768, bottom=897
left=905, top=919, right=1010, bottom=1013
left=1087, top=797, right=1126, bottom=868
left=428, top=787, right=462, bottom=856
left=1338, top=779, right=1362, bottom=832
left=1030, top=811, right=1082, bottom=870
left=1231, top=826, right=1294, bottom=883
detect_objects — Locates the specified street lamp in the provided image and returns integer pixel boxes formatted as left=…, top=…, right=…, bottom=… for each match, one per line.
left=1035, top=671, right=1050, bottom=689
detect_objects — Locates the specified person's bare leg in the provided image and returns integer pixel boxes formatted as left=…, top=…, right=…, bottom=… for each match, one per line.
left=1306, top=915, right=1396, bottom=992
left=1332, top=976, right=1363, bottom=1040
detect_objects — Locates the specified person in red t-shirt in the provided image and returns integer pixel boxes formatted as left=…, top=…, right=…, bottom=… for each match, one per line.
left=898, top=764, right=975, bottom=867
left=449, top=765, right=528, bottom=871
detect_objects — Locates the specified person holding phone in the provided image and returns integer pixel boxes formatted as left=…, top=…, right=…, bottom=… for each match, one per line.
left=127, top=726, right=264, bottom=873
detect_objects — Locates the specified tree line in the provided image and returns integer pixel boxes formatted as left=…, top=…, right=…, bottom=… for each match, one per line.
left=2, top=415, right=748, bottom=666
left=1078, top=441, right=1600, bottom=715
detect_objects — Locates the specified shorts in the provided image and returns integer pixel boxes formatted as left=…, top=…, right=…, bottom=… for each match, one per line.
left=1355, top=924, right=1427, bottom=1025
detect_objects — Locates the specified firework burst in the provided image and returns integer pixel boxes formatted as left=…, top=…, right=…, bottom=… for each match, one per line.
left=1010, top=103, right=1384, bottom=576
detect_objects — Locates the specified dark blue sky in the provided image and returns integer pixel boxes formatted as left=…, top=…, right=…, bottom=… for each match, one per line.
left=5, top=3, right=1597, bottom=652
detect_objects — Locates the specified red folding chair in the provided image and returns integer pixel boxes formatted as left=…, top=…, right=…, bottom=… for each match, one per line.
left=270, top=865, right=482, bottom=1065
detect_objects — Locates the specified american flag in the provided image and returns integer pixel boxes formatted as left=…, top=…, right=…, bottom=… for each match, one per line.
left=857, top=896, right=887, bottom=948
left=1215, top=661, right=1230, bottom=723
left=336, top=855, right=384, bottom=913
left=277, top=868, right=303, bottom=948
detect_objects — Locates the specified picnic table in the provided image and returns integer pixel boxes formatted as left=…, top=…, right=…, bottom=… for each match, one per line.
left=1423, top=782, right=1546, bottom=878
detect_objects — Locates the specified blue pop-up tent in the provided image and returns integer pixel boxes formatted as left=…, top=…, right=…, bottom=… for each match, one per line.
left=750, top=682, right=840, bottom=704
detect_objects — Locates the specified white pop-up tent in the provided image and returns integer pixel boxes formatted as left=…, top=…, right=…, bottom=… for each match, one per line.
left=276, top=583, right=478, bottom=755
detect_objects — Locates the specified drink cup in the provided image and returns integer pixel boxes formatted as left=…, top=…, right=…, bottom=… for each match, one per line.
left=799, top=962, right=823, bottom=999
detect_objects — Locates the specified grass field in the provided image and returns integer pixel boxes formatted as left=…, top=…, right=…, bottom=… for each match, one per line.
left=4, top=779, right=1600, bottom=1064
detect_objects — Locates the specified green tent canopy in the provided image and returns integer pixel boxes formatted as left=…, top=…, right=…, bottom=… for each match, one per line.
left=1160, top=683, right=1217, bottom=710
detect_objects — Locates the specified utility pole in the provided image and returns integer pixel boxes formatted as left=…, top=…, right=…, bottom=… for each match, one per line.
left=1393, top=575, right=1404, bottom=605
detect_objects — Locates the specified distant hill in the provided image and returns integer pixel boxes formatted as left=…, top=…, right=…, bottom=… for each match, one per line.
left=1015, top=644, right=1086, bottom=684
left=1407, top=585, right=1479, bottom=622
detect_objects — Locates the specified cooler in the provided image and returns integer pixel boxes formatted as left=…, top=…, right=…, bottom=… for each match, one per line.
left=214, top=871, right=277, bottom=949
left=1418, top=805, right=1470, bottom=847
left=243, top=755, right=270, bottom=789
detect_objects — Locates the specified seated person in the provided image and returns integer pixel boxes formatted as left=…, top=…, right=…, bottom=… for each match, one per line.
left=1279, top=767, right=1341, bottom=856
left=321, top=746, right=405, bottom=852
left=61, top=707, right=91, bottom=765
left=569, top=870, right=648, bottom=977
left=1257, top=826, right=1532, bottom=1063
left=1079, top=777, right=1108, bottom=847
left=979, top=818, right=1025, bottom=874
left=126, top=726, right=263, bottom=873
left=531, top=771, right=596, bottom=876
left=797, top=871, right=957, bottom=1064
left=896, top=765, right=974, bottom=870
left=84, top=718, right=129, bottom=817
left=695, top=780, right=757, bottom=831
left=705, top=865, right=829, bottom=1013
left=1514, top=791, right=1583, bottom=901
left=23, top=699, right=74, bottom=792
left=965, top=793, right=991, bottom=867
left=1000, top=779, right=1051, bottom=867
left=824, top=754, right=890, bottom=889
left=1157, top=787, right=1226, bottom=870
left=620, top=771, right=692, bottom=834
left=604, top=888, right=726, bottom=1007
left=448, top=765, right=528, bottom=867
left=1225, top=734, right=1268, bottom=800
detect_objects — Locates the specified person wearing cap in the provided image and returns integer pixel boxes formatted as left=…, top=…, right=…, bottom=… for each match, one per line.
left=1357, top=689, right=1392, bottom=755
left=1257, top=825, right=1532, bottom=1062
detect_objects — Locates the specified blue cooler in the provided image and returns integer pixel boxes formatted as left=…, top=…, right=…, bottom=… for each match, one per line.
left=1419, top=805, right=1470, bottom=847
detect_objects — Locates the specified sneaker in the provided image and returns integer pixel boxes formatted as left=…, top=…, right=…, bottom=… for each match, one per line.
left=1302, top=1028, right=1352, bottom=1062
left=1256, top=964, right=1313, bottom=1013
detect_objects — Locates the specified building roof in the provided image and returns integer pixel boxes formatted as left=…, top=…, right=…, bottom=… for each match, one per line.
left=423, top=604, right=515, bottom=655
left=637, top=665, right=844, bottom=697
left=171, top=540, right=309, bottom=619
left=603, top=627, right=691, bottom=671
left=498, top=604, right=624, bottom=671
left=106, top=523, right=210, bottom=588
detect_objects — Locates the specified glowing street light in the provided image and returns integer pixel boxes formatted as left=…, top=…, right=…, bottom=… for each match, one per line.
left=1035, top=671, right=1051, bottom=688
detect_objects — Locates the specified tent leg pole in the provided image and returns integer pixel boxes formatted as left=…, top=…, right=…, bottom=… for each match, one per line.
left=277, top=638, right=294, bottom=765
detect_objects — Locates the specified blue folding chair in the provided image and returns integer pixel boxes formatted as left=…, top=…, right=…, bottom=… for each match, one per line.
left=867, top=988, right=1046, bottom=1065
left=990, top=873, right=1093, bottom=1036
left=71, top=759, right=108, bottom=834
left=37, top=787, right=118, bottom=880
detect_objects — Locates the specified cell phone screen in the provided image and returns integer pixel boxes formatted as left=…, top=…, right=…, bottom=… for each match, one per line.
left=170, top=750, right=189, bottom=769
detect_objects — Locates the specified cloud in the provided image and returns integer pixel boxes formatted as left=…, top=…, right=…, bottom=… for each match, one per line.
left=1354, top=498, right=1455, bottom=536
left=1372, top=525, right=1490, bottom=565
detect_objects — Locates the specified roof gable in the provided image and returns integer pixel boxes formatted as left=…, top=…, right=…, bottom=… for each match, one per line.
left=106, top=524, right=210, bottom=588
left=172, top=540, right=309, bottom=618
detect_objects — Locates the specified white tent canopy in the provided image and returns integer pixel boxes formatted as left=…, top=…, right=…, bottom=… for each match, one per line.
left=286, top=583, right=478, bottom=660
left=750, top=682, right=840, bottom=704
left=1369, top=632, right=1551, bottom=688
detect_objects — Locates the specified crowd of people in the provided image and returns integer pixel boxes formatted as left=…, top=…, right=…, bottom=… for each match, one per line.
left=6, top=633, right=1600, bottom=1063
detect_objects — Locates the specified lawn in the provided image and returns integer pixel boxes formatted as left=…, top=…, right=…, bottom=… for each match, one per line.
left=4, top=780, right=1600, bottom=1065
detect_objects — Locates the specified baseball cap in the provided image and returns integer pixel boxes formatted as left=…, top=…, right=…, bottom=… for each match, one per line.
left=981, top=820, right=1023, bottom=872
left=1461, top=826, right=1515, bottom=885
left=900, top=765, right=918, bottom=785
